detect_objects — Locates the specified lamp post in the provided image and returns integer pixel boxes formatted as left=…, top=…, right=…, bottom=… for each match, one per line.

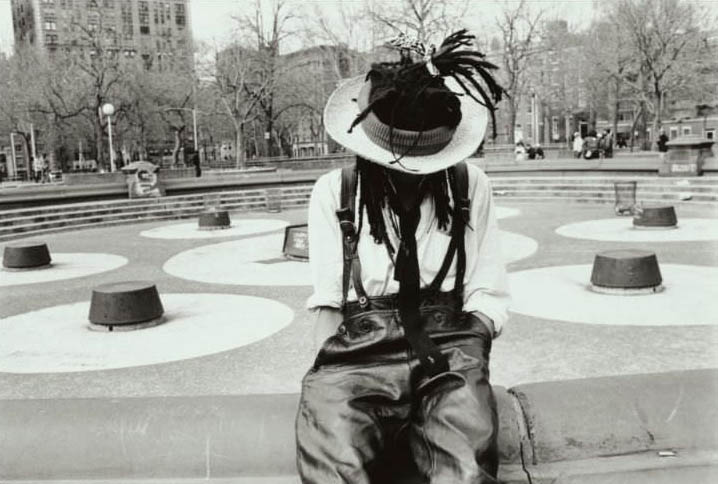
left=102, top=103, right=116, bottom=172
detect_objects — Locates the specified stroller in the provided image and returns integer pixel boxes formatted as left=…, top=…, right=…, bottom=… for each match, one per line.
left=582, top=135, right=600, bottom=159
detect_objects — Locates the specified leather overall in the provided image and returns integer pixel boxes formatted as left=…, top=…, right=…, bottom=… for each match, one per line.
left=296, top=164, right=499, bottom=483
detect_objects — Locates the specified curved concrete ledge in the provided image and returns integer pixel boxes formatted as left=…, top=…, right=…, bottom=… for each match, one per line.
left=1, top=370, right=716, bottom=483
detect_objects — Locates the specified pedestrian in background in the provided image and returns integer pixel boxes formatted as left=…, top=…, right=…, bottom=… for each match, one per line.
left=32, top=154, right=44, bottom=183
left=602, top=129, right=613, bottom=158
left=515, top=140, right=527, bottom=161
left=658, top=128, right=669, bottom=160
left=573, top=131, right=583, bottom=158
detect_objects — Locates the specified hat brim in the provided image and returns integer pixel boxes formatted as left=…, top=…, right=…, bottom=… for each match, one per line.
left=323, top=75, right=489, bottom=174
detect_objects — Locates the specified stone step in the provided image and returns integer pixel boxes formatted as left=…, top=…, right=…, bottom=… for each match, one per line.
left=490, top=183, right=718, bottom=194
left=0, top=195, right=272, bottom=228
left=489, top=177, right=718, bottom=187
left=0, top=196, right=312, bottom=241
left=492, top=188, right=718, bottom=201
left=0, top=188, right=286, bottom=220
left=0, top=188, right=311, bottom=222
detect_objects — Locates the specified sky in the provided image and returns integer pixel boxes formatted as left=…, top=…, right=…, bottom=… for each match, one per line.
left=0, top=0, right=607, bottom=56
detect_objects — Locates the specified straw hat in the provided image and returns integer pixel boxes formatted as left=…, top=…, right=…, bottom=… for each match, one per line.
left=324, top=75, right=489, bottom=174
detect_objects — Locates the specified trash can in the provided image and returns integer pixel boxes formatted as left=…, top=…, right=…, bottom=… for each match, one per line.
left=613, top=181, right=637, bottom=215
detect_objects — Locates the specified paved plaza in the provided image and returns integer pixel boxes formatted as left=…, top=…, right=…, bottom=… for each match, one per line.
left=1, top=201, right=717, bottom=400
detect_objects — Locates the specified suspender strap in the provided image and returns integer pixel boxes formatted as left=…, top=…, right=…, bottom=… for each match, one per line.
left=336, top=164, right=370, bottom=309
left=428, top=162, right=470, bottom=300
left=427, top=238, right=456, bottom=293
left=449, top=162, right=469, bottom=311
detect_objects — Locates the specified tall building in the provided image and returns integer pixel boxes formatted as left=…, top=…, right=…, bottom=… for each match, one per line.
left=10, top=0, right=192, bottom=66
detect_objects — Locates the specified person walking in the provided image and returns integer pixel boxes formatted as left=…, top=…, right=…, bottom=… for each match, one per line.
left=658, top=128, right=669, bottom=160
left=32, top=154, right=44, bottom=183
left=602, top=129, right=613, bottom=158
left=573, top=131, right=583, bottom=158
left=296, top=30, right=509, bottom=483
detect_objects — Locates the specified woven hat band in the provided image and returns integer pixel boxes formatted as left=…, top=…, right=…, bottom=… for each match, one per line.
left=357, top=82, right=455, bottom=157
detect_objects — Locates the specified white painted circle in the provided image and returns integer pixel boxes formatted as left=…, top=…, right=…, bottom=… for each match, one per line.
left=165, top=233, right=309, bottom=286
left=556, top=218, right=718, bottom=242
left=0, top=293, right=294, bottom=373
left=0, top=253, right=127, bottom=287
left=164, top=230, right=537, bottom=287
left=508, top=264, right=718, bottom=326
left=501, top=231, right=538, bottom=264
left=140, top=218, right=289, bottom=239
left=496, top=206, right=521, bottom=219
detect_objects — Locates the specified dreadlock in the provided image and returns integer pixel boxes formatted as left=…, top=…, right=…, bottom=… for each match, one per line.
left=356, top=156, right=452, bottom=252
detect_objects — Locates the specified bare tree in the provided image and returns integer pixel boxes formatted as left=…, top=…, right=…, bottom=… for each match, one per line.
left=366, top=0, right=469, bottom=45
left=211, top=44, right=269, bottom=167
left=237, top=0, right=302, bottom=158
left=583, top=18, right=637, bottom=140
left=0, top=48, right=41, bottom=174
left=496, top=0, right=543, bottom=144
left=612, top=0, right=714, bottom=147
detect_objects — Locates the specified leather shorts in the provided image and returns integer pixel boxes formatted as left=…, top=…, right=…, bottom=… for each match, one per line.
left=296, top=292, right=499, bottom=484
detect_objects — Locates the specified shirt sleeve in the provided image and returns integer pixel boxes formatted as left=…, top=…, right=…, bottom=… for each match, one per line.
left=462, top=165, right=511, bottom=337
left=306, top=170, right=344, bottom=310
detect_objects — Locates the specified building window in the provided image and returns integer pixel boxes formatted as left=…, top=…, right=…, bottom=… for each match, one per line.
left=153, top=2, right=159, bottom=24
left=682, top=126, right=692, bottom=136
left=44, top=21, right=57, bottom=30
left=706, top=129, right=715, bottom=140
left=87, top=11, right=99, bottom=31
left=175, top=3, right=185, bottom=27
left=139, top=1, right=150, bottom=34
left=103, top=0, right=114, bottom=7
left=669, top=127, right=678, bottom=139
left=121, top=3, right=133, bottom=39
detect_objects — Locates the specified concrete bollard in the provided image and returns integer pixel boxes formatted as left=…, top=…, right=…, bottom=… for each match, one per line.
left=88, top=281, right=165, bottom=331
left=633, top=205, right=678, bottom=229
left=2, top=241, right=52, bottom=270
left=198, top=210, right=232, bottom=230
left=590, top=249, right=663, bottom=294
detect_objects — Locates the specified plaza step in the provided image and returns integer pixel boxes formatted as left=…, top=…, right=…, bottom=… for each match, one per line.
left=0, top=177, right=714, bottom=242
left=0, top=187, right=312, bottom=241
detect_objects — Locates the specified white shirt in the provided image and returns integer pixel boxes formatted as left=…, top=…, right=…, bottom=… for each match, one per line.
left=306, top=163, right=510, bottom=336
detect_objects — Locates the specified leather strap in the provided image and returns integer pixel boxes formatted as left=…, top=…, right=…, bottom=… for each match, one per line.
left=337, top=164, right=370, bottom=309
left=449, top=162, right=470, bottom=311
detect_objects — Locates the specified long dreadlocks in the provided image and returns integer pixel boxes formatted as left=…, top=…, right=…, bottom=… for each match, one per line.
left=356, top=157, right=452, bottom=255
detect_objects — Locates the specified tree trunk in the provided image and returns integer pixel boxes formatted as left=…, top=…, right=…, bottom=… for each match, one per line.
left=508, top=102, right=517, bottom=145
left=172, top=127, right=184, bottom=167
left=235, top=126, right=245, bottom=169
left=651, top=90, right=663, bottom=151
left=95, top=118, right=105, bottom=171
left=612, top=78, right=620, bottom=142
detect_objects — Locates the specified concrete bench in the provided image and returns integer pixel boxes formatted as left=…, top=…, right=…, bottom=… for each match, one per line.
left=1, top=369, right=716, bottom=483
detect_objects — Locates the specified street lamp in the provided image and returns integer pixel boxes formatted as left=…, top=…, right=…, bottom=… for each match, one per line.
left=102, top=103, right=116, bottom=172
